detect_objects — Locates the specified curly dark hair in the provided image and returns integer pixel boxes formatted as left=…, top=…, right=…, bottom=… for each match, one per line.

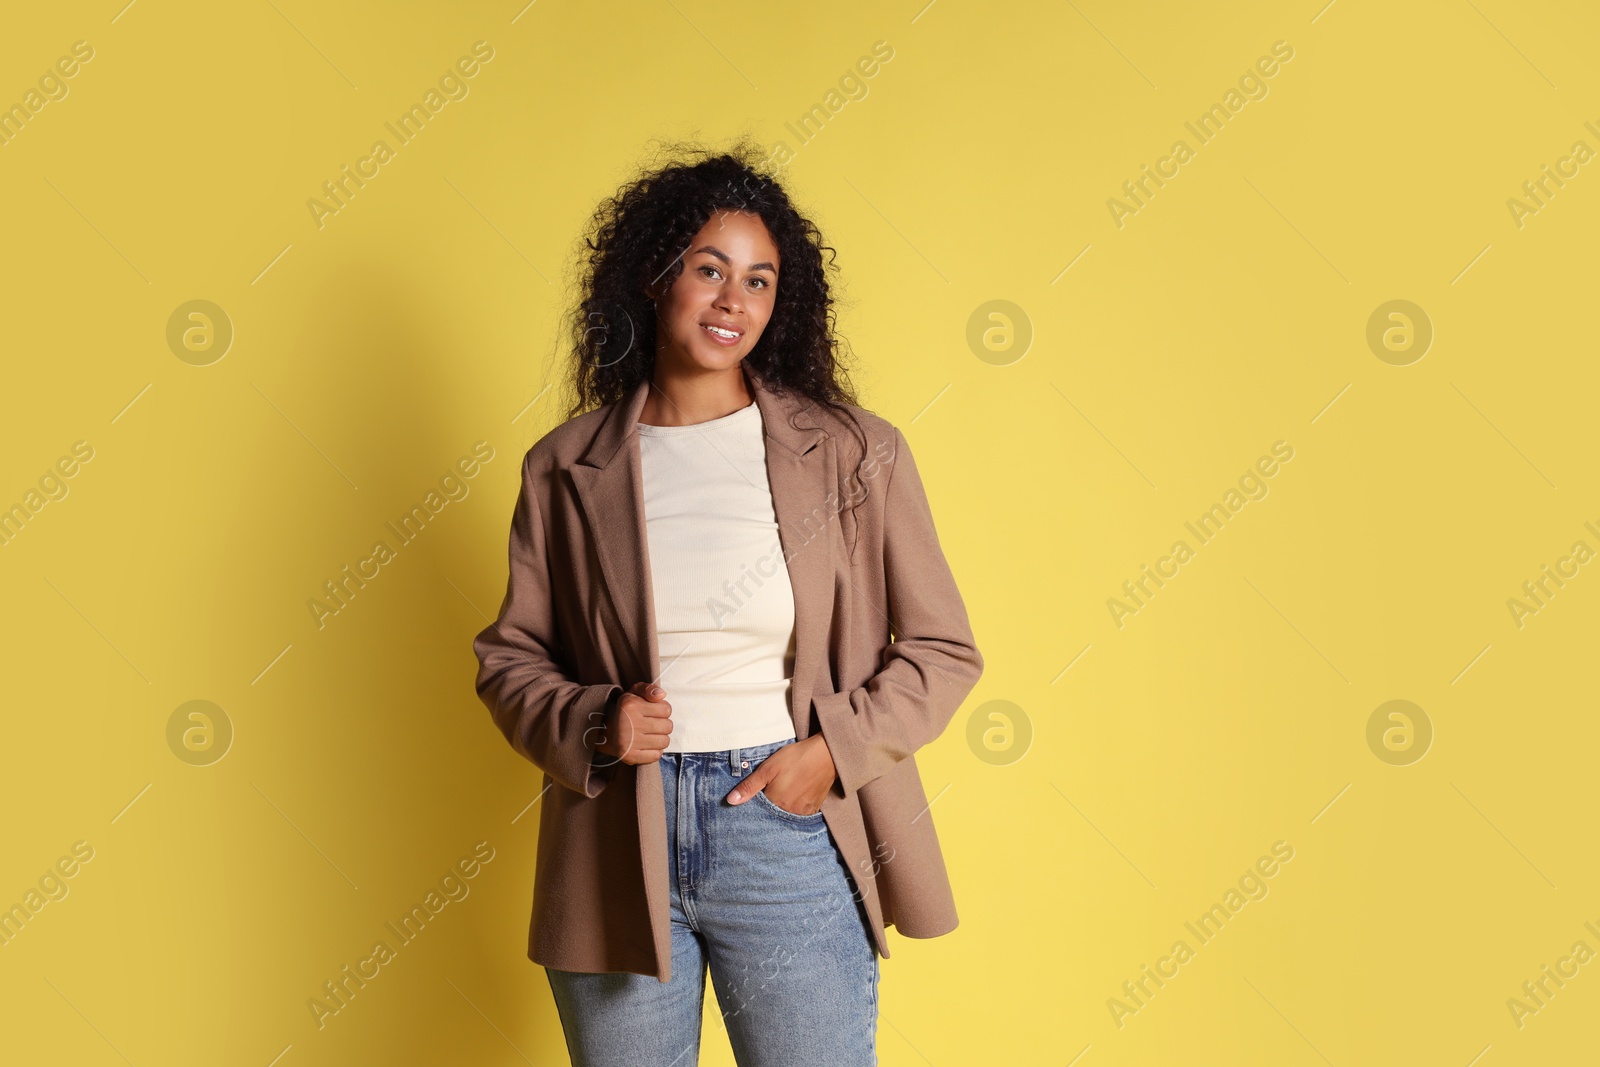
left=557, top=138, right=871, bottom=481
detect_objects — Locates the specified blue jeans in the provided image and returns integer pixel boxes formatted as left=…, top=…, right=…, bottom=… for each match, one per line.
left=545, top=737, right=880, bottom=1066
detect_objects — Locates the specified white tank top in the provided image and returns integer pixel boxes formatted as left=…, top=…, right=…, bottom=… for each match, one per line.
left=637, top=399, right=799, bottom=752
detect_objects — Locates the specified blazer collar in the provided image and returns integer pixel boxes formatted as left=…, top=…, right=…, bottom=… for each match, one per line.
left=567, top=363, right=838, bottom=739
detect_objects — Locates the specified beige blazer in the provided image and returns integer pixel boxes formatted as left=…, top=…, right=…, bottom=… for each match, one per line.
left=472, top=363, right=984, bottom=982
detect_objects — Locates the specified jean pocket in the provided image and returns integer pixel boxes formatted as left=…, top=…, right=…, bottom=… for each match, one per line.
left=750, top=787, right=826, bottom=821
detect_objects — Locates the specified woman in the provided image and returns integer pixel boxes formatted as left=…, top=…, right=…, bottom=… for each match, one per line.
left=472, top=142, right=983, bottom=1066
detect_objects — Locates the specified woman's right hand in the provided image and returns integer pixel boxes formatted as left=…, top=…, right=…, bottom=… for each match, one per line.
left=593, top=682, right=673, bottom=764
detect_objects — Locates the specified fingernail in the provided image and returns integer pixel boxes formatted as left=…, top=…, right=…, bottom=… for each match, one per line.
left=729, top=791, right=741, bottom=802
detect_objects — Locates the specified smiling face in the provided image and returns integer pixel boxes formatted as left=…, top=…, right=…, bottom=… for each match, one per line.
left=648, top=210, right=780, bottom=375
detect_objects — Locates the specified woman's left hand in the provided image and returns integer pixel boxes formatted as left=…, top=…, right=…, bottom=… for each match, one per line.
left=726, top=734, right=838, bottom=815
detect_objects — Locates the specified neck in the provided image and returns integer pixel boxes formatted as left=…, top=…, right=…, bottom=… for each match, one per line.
left=639, top=362, right=755, bottom=427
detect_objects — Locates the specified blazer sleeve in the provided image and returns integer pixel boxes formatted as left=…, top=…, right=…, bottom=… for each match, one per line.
left=472, top=453, right=623, bottom=798
left=811, top=426, right=984, bottom=798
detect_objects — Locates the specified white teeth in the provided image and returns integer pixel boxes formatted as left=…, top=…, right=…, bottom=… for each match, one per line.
left=703, top=324, right=738, bottom=338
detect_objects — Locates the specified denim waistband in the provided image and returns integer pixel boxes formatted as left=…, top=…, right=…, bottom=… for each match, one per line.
left=660, top=736, right=796, bottom=776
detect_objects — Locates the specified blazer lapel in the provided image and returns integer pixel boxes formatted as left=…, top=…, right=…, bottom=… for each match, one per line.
left=752, top=369, right=837, bottom=738
left=568, top=365, right=837, bottom=738
left=569, top=376, right=655, bottom=687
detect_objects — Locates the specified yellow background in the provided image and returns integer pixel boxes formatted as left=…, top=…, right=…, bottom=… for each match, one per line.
left=3, top=0, right=1597, bottom=1063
